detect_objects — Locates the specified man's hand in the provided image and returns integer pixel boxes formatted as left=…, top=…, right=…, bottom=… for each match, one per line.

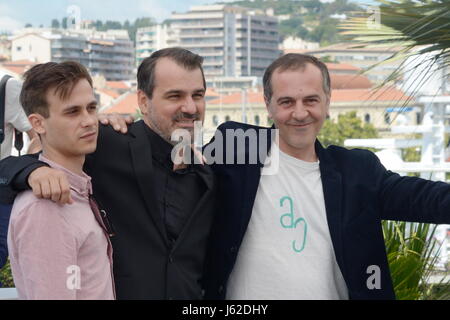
left=28, top=167, right=73, bottom=205
left=98, top=113, right=134, bottom=134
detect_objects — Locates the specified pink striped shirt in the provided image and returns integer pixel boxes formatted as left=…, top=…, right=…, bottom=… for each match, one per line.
left=8, top=156, right=115, bottom=300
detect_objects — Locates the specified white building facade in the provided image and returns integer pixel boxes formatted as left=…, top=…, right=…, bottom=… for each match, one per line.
left=11, top=28, right=134, bottom=81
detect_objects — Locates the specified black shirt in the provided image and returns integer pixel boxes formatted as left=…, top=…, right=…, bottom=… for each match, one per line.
left=144, top=125, right=206, bottom=244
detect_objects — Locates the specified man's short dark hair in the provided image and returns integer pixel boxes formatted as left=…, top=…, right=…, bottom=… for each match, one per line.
left=263, top=53, right=331, bottom=103
left=137, top=47, right=206, bottom=99
left=21, top=61, right=93, bottom=118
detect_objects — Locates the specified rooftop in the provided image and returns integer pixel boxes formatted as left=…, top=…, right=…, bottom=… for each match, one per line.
left=0, top=60, right=36, bottom=77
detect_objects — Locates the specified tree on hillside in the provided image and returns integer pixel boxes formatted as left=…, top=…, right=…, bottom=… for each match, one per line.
left=279, top=16, right=309, bottom=39
left=308, top=18, right=342, bottom=45
left=51, top=19, right=60, bottom=29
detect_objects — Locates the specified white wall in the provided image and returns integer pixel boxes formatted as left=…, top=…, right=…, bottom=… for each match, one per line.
left=12, top=34, right=51, bottom=63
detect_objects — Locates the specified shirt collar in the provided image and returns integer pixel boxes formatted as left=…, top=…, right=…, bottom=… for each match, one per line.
left=144, top=125, right=174, bottom=165
left=144, top=124, right=206, bottom=173
left=39, top=154, right=93, bottom=197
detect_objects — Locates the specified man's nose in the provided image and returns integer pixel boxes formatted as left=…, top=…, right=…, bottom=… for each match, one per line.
left=292, top=101, right=309, bottom=120
left=181, top=96, right=197, bottom=114
left=82, top=111, right=98, bottom=127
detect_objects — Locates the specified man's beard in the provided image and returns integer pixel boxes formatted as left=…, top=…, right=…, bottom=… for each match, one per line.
left=148, top=109, right=201, bottom=146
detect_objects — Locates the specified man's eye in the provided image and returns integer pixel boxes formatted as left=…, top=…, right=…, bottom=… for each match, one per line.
left=305, top=99, right=318, bottom=104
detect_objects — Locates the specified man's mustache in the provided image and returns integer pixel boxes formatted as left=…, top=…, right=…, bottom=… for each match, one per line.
left=172, top=113, right=201, bottom=121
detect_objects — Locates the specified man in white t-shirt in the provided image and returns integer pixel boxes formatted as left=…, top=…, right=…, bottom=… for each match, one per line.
left=0, top=72, right=37, bottom=160
left=203, top=53, right=450, bottom=300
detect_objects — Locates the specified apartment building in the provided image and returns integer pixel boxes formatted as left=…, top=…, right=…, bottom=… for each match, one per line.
left=11, top=28, right=134, bottom=81
left=135, top=4, right=280, bottom=81
left=304, top=43, right=403, bottom=85
left=135, top=24, right=178, bottom=66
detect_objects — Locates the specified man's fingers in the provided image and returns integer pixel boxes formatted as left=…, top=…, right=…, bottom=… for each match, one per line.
left=27, top=167, right=72, bottom=204
left=30, top=181, right=43, bottom=199
left=40, top=180, right=52, bottom=199
left=124, top=115, right=135, bottom=124
left=98, top=114, right=110, bottom=125
left=98, top=113, right=131, bottom=133
left=58, top=177, right=73, bottom=205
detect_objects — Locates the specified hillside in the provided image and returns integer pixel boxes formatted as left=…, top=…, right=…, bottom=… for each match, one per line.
left=221, top=0, right=364, bottom=45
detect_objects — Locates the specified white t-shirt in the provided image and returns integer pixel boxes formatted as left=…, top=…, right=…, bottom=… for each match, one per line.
left=0, top=73, right=31, bottom=160
left=226, top=143, right=349, bottom=300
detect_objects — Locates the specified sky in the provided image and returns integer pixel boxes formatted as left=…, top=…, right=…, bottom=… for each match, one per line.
left=0, top=0, right=374, bottom=33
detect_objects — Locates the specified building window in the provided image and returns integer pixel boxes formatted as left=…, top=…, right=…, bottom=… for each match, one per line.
left=213, top=115, right=219, bottom=126
left=365, top=114, right=371, bottom=123
left=384, top=113, right=391, bottom=124
left=255, top=115, right=260, bottom=126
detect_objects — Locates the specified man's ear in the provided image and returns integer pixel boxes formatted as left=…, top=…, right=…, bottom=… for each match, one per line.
left=265, top=98, right=274, bottom=119
left=28, top=113, right=46, bottom=135
left=325, top=92, right=331, bottom=118
left=137, top=90, right=149, bottom=115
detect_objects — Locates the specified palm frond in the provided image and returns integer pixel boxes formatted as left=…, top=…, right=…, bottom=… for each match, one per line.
left=340, top=0, right=450, bottom=100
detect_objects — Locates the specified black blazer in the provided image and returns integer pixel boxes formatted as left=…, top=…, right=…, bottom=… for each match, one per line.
left=203, top=121, right=450, bottom=300
left=0, top=120, right=217, bottom=300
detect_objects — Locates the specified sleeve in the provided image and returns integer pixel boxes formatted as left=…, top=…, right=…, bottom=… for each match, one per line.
left=9, top=201, right=79, bottom=300
left=0, top=154, right=48, bottom=204
left=372, top=153, right=450, bottom=224
left=0, top=203, right=12, bottom=269
left=5, top=78, right=31, bottom=133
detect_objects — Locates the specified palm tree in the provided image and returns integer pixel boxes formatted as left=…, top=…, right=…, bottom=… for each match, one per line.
left=340, top=0, right=450, bottom=101
left=383, top=221, right=449, bottom=299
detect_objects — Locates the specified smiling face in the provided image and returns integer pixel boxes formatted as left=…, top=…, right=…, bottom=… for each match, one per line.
left=266, top=63, right=330, bottom=162
left=30, top=78, right=98, bottom=164
left=138, top=57, right=206, bottom=144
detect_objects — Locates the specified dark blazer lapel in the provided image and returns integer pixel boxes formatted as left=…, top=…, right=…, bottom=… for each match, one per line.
left=239, top=126, right=274, bottom=235
left=129, top=121, right=169, bottom=245
left=316, top=140, right=345, bottom=274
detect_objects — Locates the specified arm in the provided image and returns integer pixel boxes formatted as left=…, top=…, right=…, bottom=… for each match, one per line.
left=0, top=116, right=132, bottom=205
left=373, top=153, right=450, bottom=224
left=0, top=154, right=46, bottom=204
left=0, top=203, right=12, bottom=269
left=9, top=201, right=78, bottom=299
left=0, top=155, right=74, bottom=205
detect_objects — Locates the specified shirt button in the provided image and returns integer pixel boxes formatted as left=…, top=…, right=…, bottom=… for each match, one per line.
left=169, top=256, right=173, bottom=263
left=230, top=246, right=237, bottom=253
left=218, top=285, right=224, bottom=294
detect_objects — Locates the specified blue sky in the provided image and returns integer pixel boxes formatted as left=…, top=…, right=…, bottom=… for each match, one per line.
left=0, top=0, right=374, bottom=32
